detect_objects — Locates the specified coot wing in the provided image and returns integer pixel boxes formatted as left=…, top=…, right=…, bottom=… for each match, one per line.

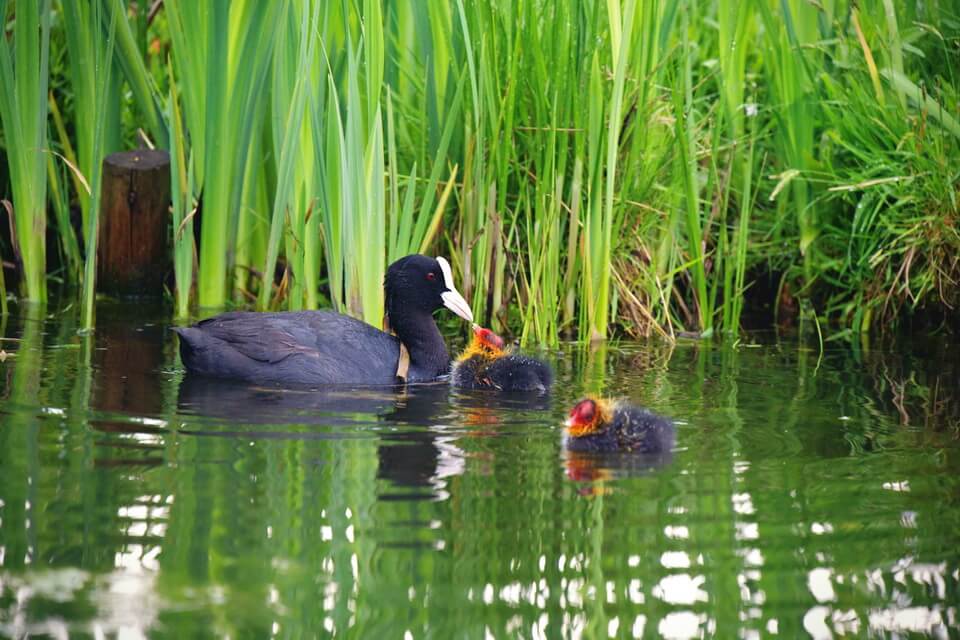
left=182, top=311, right=401, bottom=385
left=193, top=312, right=305, bottom=364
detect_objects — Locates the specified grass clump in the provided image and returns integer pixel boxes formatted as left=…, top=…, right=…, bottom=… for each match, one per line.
left=0, top=0, right=957, bottom=343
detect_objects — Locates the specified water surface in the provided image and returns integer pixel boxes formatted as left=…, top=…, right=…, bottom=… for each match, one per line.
left=1, top=302, right=958, bottom=638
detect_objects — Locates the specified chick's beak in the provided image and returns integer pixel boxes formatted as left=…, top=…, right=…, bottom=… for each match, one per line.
left=437, top=256, right=474, bottom=322
left=564, top=416, right=575, bottom=429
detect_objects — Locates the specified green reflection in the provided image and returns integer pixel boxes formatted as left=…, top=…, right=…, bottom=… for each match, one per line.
left=1, top=304, right=43, bottom=571
left=1, top=304, right=959, bottom=637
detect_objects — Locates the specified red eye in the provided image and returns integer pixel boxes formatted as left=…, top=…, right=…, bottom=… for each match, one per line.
left=426, top=272, right=436, bottom=281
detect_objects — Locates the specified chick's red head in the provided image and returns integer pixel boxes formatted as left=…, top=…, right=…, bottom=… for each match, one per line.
left=473, top=325, right=505, bottom=351
left=564, top=397, right=609, bottom=437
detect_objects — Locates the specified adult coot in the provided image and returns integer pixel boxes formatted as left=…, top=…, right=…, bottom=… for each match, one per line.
left=563, top=397, right=674, bottom=453
left=174, top=255, right=473, bottom=386
left=451, top=325, right=552, bottom=392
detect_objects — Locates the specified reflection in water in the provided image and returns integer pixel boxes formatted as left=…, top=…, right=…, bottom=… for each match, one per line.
left=377, top=385, right=456, bottom=492
left=0, top=302, right=959, bottom=637
left=90, top=304, right=170, bottom=469
left=563, top=450, right=675, bottom=484
left=177, top=374, right=400, bottom=425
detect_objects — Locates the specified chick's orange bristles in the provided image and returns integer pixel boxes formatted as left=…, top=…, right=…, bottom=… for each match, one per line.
left=564, top=396, right=612, bottom=438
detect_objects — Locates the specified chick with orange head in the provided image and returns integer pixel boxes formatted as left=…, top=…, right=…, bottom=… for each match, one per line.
left=564, top=397, right=674, bottom=453
left=451, top=325, right=552, bottom=392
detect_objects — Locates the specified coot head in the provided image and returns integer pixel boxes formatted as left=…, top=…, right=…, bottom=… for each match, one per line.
left=565, top=397, right=611, bottom=437
left=385, top=255, right=473, bottom=322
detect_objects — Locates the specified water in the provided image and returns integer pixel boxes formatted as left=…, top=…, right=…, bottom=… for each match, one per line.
left=1, top=302, right=958, bottom=638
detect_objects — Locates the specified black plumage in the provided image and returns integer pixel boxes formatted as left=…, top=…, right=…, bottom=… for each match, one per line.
left=564, top=398, right=674, bottom=453
left=174, top=255, right=473, bottom=386
left=451, top=326, right=552, bottom=392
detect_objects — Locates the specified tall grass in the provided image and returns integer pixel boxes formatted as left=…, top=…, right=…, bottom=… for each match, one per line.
left=757, top=0, right=823, bottom=280
left=815, top=1, right=960, bottom=334
left=165, top=1, right=283, bottom=309
left=59, top=0, right=120, bottom=329
left=1, top=0, right=958, bottom=340
left=167, top=61, right=194, bottom=319
left=0, top=0, right=52, bottom=303
left=102, top=0, right=167, bottom=148
left=60, top=0, right=121, bottom=241
left=260, top=0, right=317, bottom=312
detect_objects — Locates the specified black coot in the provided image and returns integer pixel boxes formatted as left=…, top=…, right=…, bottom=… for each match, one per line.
left=451, top=325, right=552, bottom=392
left=174, top=255, right=473, bottom=386
left=563, top=397, right=674, bottom=453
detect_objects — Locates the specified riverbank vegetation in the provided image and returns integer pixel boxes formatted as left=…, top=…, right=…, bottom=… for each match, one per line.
left=1, top=1, right=958, bottom=342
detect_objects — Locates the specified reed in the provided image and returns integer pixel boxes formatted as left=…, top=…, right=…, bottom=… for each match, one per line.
left=259, top=0, right=317, bottom=312
left=45, top=128, right=82, bottom=283
left=60, top=0, right=122, bottom=245
left=57, top=0, right=120, bottom=328
left=715, top=0, right=757, bottom=333
left=168, top=60, right=194, bottom=319
left=102, top=0, right=167, bottom=148
left=2, top=0, right=959, bottom=339
left=673, top=1, right=711, bottom=334
left=757, top=0, right=825, bottom=281
left=0, top=0, right=52, bottom=303
left=165, top=1, right=282, bottom=309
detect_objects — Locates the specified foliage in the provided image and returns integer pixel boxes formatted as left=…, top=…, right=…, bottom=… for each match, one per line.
left=0, top=0, right=957, bottom=342
left=0, top=0, right=52, bottom=303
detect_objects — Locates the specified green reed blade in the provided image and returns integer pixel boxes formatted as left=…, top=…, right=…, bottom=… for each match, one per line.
left=102, top=0, right=167, bottom=148
left=260, top=0, right=318, bottom=311
left=80, top=0, right=119, bottom=330
left=0, top=0, right=51, bottom=302
left=61, top=0, right=122, bottom=248
left=168, top=59, right=194, bottom=318
left=166, top=0, right=282, bottom=309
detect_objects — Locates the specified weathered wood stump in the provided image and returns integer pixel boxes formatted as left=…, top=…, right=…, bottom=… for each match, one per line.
left=97, top=149, right=170, bottom=296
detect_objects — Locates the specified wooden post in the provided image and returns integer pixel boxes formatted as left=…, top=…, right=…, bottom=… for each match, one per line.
left=97, top=149, right=170, bottom=295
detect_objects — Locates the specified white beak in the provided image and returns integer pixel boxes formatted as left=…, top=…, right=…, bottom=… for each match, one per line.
left=441, top=290, right=473, bottom=322
left=564, top=417, right=574, bottom=428
left=437, top=256, right=474, bottom=323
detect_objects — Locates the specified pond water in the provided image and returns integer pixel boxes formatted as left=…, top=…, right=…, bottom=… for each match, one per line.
left=0, top=301, right=958, bottom=638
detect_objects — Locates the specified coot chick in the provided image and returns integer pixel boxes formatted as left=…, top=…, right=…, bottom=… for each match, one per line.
left=174, top=255, right=473, bottom=386
left=564, top=397, right=674, bottom=453
left=451, top=325, right=552, bottom=392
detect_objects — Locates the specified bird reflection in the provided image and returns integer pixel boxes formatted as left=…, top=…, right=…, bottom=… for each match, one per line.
left=377, top=384, right=456, bottom=492
left=563, top=449, right=674, bottom=495
left=177, top=374, right=400, bottom=426
left=177, top=377, right=557, bottom=498
left=178, top=377, right=471, bottom=497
